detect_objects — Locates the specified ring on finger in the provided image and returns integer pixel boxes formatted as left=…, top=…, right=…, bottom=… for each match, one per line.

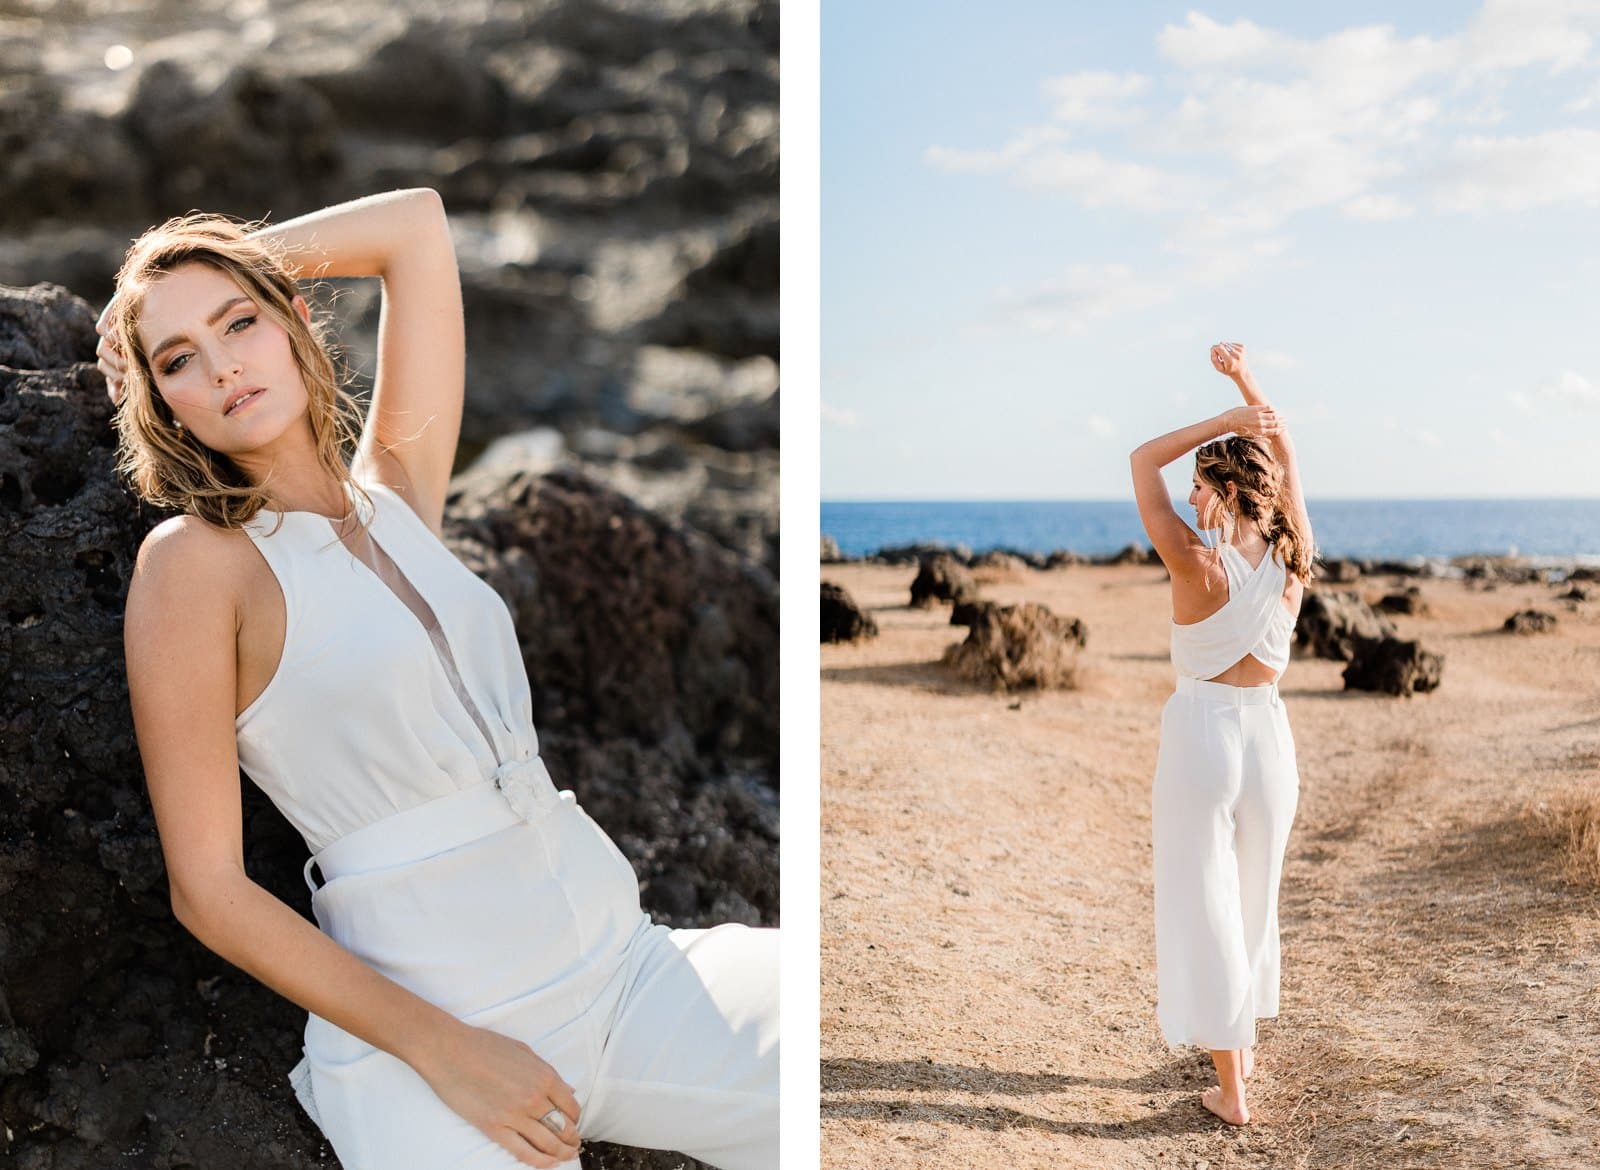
left=538, top=1107, right=568, bottom=1137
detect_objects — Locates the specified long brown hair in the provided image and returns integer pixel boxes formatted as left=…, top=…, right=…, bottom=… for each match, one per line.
left=107, top=211, right=369, bottom=535
left=1193, top=435, right=1314, bottom=583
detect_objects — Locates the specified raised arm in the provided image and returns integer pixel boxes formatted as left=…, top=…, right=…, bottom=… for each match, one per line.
left=124, top=523, right=582, bottom=1165
left=255, top=188, right=464, bottom=535
left=1211, top=342, right=1312, bottom=550
left=1130, top=404, right=1282, bottom=578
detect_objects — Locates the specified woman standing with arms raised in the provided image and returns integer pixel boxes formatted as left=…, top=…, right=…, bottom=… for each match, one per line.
left=1128, top=342, right=1314, bottom=1126
left=103, top=188, right=778, bottom=1168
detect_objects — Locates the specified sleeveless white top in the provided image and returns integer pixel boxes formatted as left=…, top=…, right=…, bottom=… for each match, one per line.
left=1169, top=542, right=1295, bottom=680
left=234, top=468, right=542, bottom=853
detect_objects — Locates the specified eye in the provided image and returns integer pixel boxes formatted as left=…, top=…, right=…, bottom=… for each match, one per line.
left=160, top=315, right=255, bottom=375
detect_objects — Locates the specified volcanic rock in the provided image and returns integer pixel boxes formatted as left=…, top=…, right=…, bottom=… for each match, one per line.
left=1342, top=635, right=1444, bottom=697
left=1294, top=590, right=1397, bottom=661
left=1503, top=609, right=1558, bottom=634
left=942, top=602, right=1087, bottom=691
left=821, top=581, right=877, bottom=643
left=1376, top=586, right=1430, bottom=616
left=910, top=553, right=977, bottom=608
left=1319, top=557, right=1362, bottom=583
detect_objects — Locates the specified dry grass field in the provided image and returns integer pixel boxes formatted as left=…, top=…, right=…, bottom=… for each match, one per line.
left=821, top=562, right=1600, bottom=1169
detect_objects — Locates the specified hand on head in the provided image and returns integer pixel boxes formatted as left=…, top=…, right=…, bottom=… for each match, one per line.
left=1221, top=403, right=1281, bottom=439
left=96, top=297, right=127, bottom=408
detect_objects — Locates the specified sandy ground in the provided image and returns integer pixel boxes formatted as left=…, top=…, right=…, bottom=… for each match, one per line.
left=821, top=562, right=1600, bottom=1169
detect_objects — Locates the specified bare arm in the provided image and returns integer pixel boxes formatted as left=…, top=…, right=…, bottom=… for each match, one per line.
left=125, top=523, right=581, bottom=1166
left=1130, top=405, right=1280, bottom=577
left=254, top=188, right=464, bottom=536
left=1211, top=342, right=1312, bottom=549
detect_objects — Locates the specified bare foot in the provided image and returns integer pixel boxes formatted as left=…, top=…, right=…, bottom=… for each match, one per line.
left=1201, top=1085, right=1250, bottom=1125
left=1243, top=1046, right=1254, bottom=1080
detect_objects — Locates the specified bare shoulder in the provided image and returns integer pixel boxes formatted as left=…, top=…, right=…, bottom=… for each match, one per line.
left=127, top=515, right=247, bottom=644
left=133, top=513, right=248, bottom=584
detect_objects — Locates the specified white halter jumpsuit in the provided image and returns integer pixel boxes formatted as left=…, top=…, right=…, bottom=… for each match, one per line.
left=1152, top=542, right=1299, bottom=1051
left=233, top=469, right=779, bottom=1169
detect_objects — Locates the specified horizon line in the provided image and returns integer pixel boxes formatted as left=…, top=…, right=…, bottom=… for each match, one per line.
left=822, top=495, right=1600, bottom=505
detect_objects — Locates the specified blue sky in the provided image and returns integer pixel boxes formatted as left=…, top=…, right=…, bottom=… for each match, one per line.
left=822, top=2, right=1600, bottom=500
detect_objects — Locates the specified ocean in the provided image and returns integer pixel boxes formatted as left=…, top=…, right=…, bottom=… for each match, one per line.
left=820, top=499, right=1600, bottom=563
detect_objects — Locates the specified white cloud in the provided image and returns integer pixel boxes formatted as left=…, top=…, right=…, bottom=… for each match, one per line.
left=1565, top=77, right=1600, bottom=111
left=1040, top=71, right=1149, bottom=124
left=921, top=5, right=1600, bottom=340
left=1014, top=148, right=1193, bottom=210
left=990, top=262, right=1173, bottom=334
left=1343, top=194, right=1415, bottom=220
left=822, top=402, right=861, bottom=428
left=1509, top=389, right=1534, bottom=411
left=1087, top=414, right=1116, bottom=436
left=1461, top=0, right=1597, bottom=74
left=1415, top=429, right=1443, bottom=446
left=1534, top=369, right=1600, bottom=407
left=924, top=125, right=1069, bottom=174
left=1434, top=129, right=1600, bottom=211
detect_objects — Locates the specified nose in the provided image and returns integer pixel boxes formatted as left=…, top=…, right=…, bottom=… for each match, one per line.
left=211, top=350, right=244, bottom=389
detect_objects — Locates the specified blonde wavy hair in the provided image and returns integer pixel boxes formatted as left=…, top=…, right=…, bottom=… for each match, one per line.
left=107, top=211, right=370, bottom=536
left=1194, top=435, right=1315, bottom=584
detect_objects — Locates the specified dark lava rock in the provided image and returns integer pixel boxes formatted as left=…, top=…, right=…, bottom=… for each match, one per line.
left=876, top=541, right=971, bottom=566
left=821, top=581, right=877, bottom=643
left=1342, top=635, right=1444, bottom=696
left=1319, top=557, right=1362, bottom=583
left=298, top=22, right=512, bottom=142
left=1101, top=543, right=1156, bottom=566
left=1556, top=585, right=1592, bottom=602
left=910, top=553, right=977, bottom=608
left=951, top=599, right=1000, bottom=628
left=1376, top=586, right=1430, bottom=616
left=1294, top=589, right=1397, bottom=660
left=0, top=281, right=772, bottom=1170
left=971, top=550, right=1029, bottom=574
left=1504, top=609, right=1559, bottom=634
left=1366, top=559, right=1427, bottom=578
left=0, top=75, right=150, bottom=230
left=123, top=60, right=343, bottom=220
left=942, top=602, right=1088, bottom=691
left=1457, top=556, right=1545, bottom=584
left=1045, top=550, right=1087, bottom=569
left=1568, top=567, right=1600, bottom=582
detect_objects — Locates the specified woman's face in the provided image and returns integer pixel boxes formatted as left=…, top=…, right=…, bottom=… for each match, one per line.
left=136, top=261, right=312, bottom=457
left=1189, top=475, right=1222, bottom=528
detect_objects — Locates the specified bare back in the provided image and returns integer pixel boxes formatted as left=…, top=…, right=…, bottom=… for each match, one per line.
left=1169, top=537, right=1303, bottom=686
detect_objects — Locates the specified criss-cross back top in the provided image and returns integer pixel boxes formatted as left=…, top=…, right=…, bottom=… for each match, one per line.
left=1169, top=541, right=1295, bottom=680
left=233, top=467, right=545, bottom=853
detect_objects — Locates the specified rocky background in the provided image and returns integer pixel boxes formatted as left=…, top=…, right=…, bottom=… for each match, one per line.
left=0, top=1, right=777, bottom=1166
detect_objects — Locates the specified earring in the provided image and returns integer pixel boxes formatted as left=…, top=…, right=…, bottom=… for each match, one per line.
left=173, top=419, right=183, bottom=429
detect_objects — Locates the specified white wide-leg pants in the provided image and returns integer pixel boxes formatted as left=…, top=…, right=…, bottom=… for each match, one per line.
left=291, top=774, right=778, bottom=1169
left=1151, top=676, right=1299, bottom=1051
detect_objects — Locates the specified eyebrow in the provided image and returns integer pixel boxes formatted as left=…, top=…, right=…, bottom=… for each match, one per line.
left=147, top=296, right=255, bottom=361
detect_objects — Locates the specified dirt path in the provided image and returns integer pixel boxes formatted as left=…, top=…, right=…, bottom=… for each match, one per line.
left=821, top=563, right=1600, bottom=1169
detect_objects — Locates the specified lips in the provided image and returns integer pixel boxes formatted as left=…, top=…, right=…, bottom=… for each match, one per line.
left=224, top=386, right=265, bottom=415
